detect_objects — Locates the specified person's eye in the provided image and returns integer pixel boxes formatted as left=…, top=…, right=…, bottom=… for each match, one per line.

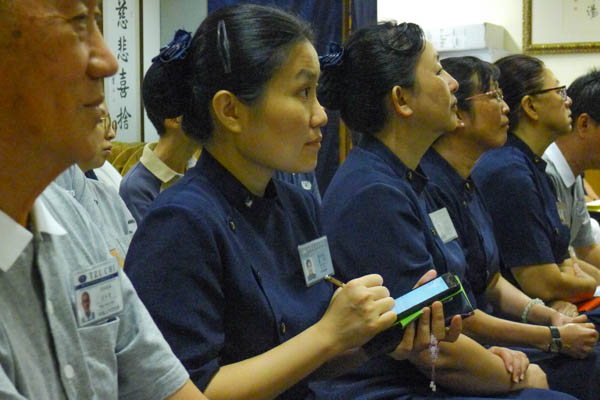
left=436, top=68, right=444, bottom=76
left=72, top=13, right=89, bottom=23
left=300, top=87, right=311, bottom=99
left=70, top=13, right=90, bottom=32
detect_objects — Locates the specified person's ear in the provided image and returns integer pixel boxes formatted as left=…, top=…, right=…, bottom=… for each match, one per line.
left=391, top=86, right=414, bottom=117
left=520, top=95, right=539, bottom=121
left=212, top=90, right=243, bottom=133
left=455, top=108, right=468, bottom=129
left=164, top=116, right=182, bottom=130
left=575, top=113, right=592, bottom=139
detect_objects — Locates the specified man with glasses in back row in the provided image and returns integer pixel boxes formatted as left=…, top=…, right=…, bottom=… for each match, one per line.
left=0, top=1, right=207, bottom=398
left=543, top=70, right=600, bottom=289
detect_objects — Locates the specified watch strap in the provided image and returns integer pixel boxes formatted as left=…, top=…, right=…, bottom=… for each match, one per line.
left=548, top=325, right=562, bottom=353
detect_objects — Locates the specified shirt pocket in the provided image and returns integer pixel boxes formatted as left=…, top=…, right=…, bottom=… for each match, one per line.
left=77, top=317, right=120, bottom=397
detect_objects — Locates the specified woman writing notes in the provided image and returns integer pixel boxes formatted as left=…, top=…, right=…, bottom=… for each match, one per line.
left=124, top=5, right=458, bottom=400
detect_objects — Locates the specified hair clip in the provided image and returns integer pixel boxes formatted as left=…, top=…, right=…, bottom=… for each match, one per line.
left=217, top=20, right=232, bottom=74
left=319, top=42, right=344, bottom=71
left=152, top=29, right=192, bottom=63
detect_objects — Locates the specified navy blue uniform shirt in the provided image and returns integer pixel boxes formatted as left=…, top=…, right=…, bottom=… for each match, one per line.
left=471, top=135, right=570, bottom=286
left=125, top=151, right=333, bottom=399
left=422, top=148, right=500, bottom=308
left=274, top=170, right=322, bottom=203
left=314, top=135, right=471, bottom=399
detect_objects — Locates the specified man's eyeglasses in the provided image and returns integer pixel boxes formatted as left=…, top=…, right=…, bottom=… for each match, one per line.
left=465, top=88, right=504, bottom=102
left=528, top=85, right=568, bottom=102
left=101, top=115, right=118, bottom=134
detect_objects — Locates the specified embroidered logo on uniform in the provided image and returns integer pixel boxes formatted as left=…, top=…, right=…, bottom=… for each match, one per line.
left=301, top=181, right=312, bottom=191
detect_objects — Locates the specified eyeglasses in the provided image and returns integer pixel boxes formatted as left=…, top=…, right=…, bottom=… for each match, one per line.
left=465, top=88, right=504, bottom=102
left=528, top=85, right=568, bottom=101
left=100, top=115, right=118, bottom=135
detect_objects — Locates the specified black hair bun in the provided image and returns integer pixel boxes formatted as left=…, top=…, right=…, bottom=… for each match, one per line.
left=142, top=58, right=192, bottom=120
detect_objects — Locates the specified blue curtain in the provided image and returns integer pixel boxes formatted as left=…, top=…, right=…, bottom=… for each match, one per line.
left=208, top=0, right=376, bottom=194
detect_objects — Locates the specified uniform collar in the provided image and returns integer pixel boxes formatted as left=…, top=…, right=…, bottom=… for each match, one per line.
left=196, top=150, right=278, bottom=213
left=140, top=142, right=184, bottom=184
left=423, top=148, right=472, bottom=192
left=543, top=142, right=576, bottom=188
left=358, top=135, right=429, bottom=193
left=0, top=192, right=66, bottom=272
left=506, top=134, right=547, bottom=172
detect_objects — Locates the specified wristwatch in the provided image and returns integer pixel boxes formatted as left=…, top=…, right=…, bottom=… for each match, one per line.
left=548, top=326, right=562, bottom=353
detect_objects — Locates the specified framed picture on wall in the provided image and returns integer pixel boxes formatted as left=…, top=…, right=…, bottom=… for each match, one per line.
left=523, top=0, right=600, bottom=54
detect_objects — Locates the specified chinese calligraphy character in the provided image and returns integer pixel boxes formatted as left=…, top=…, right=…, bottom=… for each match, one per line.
left=116, top=107, right=132, bottom=130
left=117, top=68, right=130, bottom=98
left=117, top=36, right=129, bottom=63
left=587, top=3, right=598, bottom=18
left=116, top=0, right=128, bottom=29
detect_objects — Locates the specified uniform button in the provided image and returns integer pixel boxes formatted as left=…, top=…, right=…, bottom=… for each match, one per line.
left=462, top=201, right=468, bottom=207
left=244, top=197, right=253, bottom=208
left=407, top=171, right=413, bottom=180
left=431, top=229, right=437, bottom=237
left=229, top=220, right=236, bottom=231
left=47, top=300, right=54, bottom=315
left=64, top=364, right=75, bottom=379
left=465, top=182, right=471, bottom=190
left=280, top=322, right=286, bottom=334
left=554, top=227, right=559, bottom=234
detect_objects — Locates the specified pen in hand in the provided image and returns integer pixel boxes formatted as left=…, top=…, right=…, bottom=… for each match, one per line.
left=324, top=275, right=345, bottom=288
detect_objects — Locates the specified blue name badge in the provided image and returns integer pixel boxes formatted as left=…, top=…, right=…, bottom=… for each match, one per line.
left=298, top=236, right=335, bottom=287
left=73, top=259, right=124, bottom=327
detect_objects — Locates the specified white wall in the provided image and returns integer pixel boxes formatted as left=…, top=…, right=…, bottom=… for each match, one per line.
left=161, top=0, right=207, bottom=46
left=378, top=0, right=600, bottom=86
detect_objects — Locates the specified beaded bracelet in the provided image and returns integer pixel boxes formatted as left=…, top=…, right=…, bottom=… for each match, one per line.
left=521, top=298, right=545, bottom=323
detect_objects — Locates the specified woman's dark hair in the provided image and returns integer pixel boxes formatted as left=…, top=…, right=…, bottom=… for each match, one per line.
left=567, top=68, right=600, bottom=124
left=142, top=54, right=189, bottom=136
left=441, top=56, right=500, bottom=112
left=144, top=4, right=313, bottom=142
left=318, top=22, right=425, bottom=136
left=494, top=54, right=545, bottom=132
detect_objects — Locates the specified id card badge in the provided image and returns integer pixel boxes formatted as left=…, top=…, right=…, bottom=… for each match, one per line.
left=73, top=259, right=124, bottom=327
left=298, top=236, right=335, bottom=287
left=557, top=202, right=568, bottom=226
left=428, top=208, right=459, bottom=244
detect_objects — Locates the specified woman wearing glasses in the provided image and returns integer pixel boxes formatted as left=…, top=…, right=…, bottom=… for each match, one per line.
left=420, top=56, right=600, bottom=400
left=81, top=101, right=124, bottom=191
left=54, top=100, right=136, bottom=266
left=471, top=54, right=599, bottom=321
left=77, top=101, right=117, bottom=177
left=316, top=23, right=575, bottom=398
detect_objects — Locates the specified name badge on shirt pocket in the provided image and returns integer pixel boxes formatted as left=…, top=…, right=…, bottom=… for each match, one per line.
left=298, top=236, right=335, bottom=287
left=73, top=259, right=124, bottom=327
left=429, top=208, right=459, bottom=244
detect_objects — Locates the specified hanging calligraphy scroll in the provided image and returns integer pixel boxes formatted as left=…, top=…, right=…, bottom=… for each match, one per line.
left=103, top=0, right=142, bottom=141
